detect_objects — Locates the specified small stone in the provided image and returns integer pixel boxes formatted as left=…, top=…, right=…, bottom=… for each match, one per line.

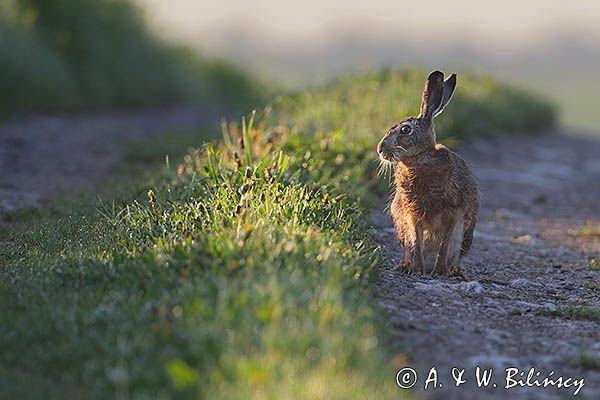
left=515, top=301, right=543, bottom=311
left=510, top=278, right=530, bottom=287
left=514, top=301, right=556, bottom=313
left=460, top=281, right=483, bottom=294
left=467, top=354, right=518, bottom=369
left=512, top=234, right=534, bottom=245
left=485, top=299, right=501, bottom=308
left=414, top=282, right=450, bottom=292
left=560, top=283, right=575, bottom=290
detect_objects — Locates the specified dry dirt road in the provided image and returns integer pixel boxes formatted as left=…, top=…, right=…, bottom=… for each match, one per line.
left=374, top=134, right=600, bottom=400
left=0, top=106, right=221, bottom=215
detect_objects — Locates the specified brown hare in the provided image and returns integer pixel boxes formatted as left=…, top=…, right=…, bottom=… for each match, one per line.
left=377, top=70, right=480, bottom=278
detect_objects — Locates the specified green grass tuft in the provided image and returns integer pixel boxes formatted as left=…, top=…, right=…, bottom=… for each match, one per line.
left=542, top=305, right=600, bottom=321
left=575, top=354, right=600, bottom=371
left=574, top=221, right=600, bottom=240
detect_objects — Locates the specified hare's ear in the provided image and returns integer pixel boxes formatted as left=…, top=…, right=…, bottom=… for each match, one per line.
left=433, top=73, right=457, bottom=118
left=419, top=70, right=445, bottom=122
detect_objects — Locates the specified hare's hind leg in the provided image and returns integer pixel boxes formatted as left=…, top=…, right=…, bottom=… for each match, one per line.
left=447, top=215, right=466, bottom=279
left=447, top=253, right=465, bottom=279
left=431, top=213, right=465, bottom=277
left=431, top=220, right=453, bottom=276
left=412, top=223, right=425, bottom=274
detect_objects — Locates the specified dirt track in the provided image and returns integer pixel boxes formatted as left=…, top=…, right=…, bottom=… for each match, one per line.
left=0, top=106, right=220, bottom=214
left=374, top=134, right=600, bottom=400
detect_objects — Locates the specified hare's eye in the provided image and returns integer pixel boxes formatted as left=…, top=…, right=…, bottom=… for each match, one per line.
left=400, top=125, right=412, bottom=134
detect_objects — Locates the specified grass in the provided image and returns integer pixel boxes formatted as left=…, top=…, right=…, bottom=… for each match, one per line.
left=0, top=69, right=556, bottom=398
left=575, top=354, right=600, bottom=371
left=270, top=69, right=555, bottom=141
left=574, top=221, right=600, bottom=240
left=583, top=282, right=600, bottom=291
left=541, top=305, right=600, bottom=321
left=584, top=282, right=600, bottom=291
left=0, top=0, right=263, bottom=115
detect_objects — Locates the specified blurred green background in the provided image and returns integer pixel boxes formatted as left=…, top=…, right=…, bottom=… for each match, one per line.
left=0, top=0, right=262, bottom=115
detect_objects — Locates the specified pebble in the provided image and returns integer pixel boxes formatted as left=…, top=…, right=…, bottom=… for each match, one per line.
left=510, top=278, right=531, bottom=287
left=467, top=354, right=518, bottom=369
left=515, top=301, right=540, bottom=310
left=515, top=301, right=557, bottom=312
left=459, top=281, right=484, bottom=294
left=414, top=280, right=484, bottom=295
left=414, top=282, right=450, bottom=292
left=560, top=283, right=575, bottom=290
left=512, top=234, right=534, bottom=244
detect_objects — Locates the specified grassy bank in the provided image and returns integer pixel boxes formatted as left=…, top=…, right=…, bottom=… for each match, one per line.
left=0, top=0, right=262, bottom=115
left=0, top=70, right=555, bottom=398
left=267, top=69, right=555, bottom=203
left=273, top=69, right=555, bottom=140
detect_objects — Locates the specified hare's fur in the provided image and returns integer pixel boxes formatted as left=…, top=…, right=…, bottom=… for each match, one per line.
left=377, top=71, right=480, bottom=277
left=391, top=143, right=478, bottom=275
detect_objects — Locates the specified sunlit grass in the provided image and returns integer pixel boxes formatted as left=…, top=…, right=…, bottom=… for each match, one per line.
left=574, top=221, right=600, bottom=240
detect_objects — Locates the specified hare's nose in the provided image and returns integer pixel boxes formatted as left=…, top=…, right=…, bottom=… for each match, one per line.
left=377, top=139, right=387, bottom=154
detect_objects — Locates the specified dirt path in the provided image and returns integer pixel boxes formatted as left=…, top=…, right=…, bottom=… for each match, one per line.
left=374, top=134, right=600, bottom=399
left=0, top=106, right=222, bottom=215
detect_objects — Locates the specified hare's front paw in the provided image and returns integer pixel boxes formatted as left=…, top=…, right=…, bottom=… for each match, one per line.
left=396, top=260, right=423, bottom=275
left=446, top=265, right=466, bottom=280
left=431, top=261, right=466, bottom=280
left=431, top=262, right=447, bottom=277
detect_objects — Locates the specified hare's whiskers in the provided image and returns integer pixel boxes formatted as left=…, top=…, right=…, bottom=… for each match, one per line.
left=376, top=157, right=395, bottom=181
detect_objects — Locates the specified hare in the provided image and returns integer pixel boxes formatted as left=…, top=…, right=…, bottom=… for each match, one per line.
left=377, top=70, right=479, bottom=278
